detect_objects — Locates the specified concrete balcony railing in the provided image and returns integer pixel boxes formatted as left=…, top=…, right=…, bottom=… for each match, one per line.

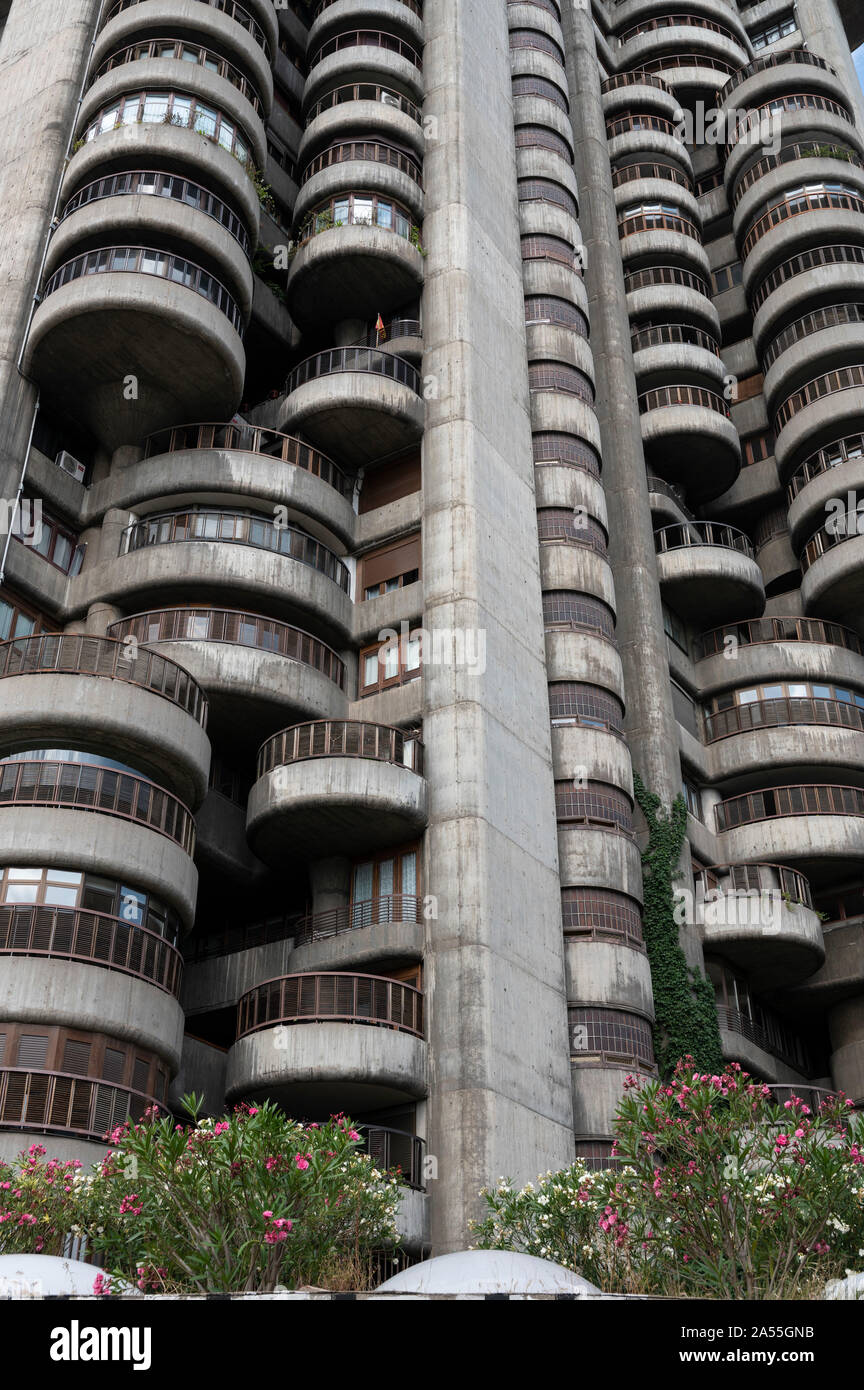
left=716, top=783, right=864, bottom=832
left=774, top=365, right=864, bottom=481
left=722, top=47, right=839, bottom=106
left=0, top=760, right=196, bottom=855
left=763, top=301, right=864, bottom=375
left=715, top=783, right=864, bottom=868
left=751, top=243, right=864, bottom=338
left=741, top=187, right=864, bottom=263
left=308, top=28, right=422, bottom=73
left=654, top=521, right=763, bottom=621
left=90, top=38, right=266, bottom=118
left=696, top=614, right=864, bottom=661
left=630, top=320, right=723, bottom=383
left=144, top=421, right=352, bottom=496
left=601, top=70, right=673, bottom=98
left=727, top=93, right=854, bottom=154
left=42, top=244, right=243, bottom=332
left=237, top=971, right=423, bottom=1038
left=58, top=168, right=253, bottom=257
left=640, top=388, right=741, bottom=500
left=301, top=81, right=424, bottom=164
left=0, top=1068, right=157, bottom=1145
left=0, top=904, right=183, bottom=997
left=704, top=695, right=864, bottom=743
left=304, top=28, right=424, bottom=111
left=0, top=633, right=209, bottom=808
left=611, top=158, right=693, bottom=196
left=100, top=0, right=276, bottom=63
left=732, top=140, right=864, bottom=224
left=300, top=138, right=423, bottom=188
left=693, top=862, right=823, bottom=988
left=248, top=719, right=427, bottom=860
left=278, top=346, right=424, bottom=463
left=800, top=510, right=864, bottom=627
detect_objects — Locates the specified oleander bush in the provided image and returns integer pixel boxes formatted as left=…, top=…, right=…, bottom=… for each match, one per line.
left=472, top=1059, right=864, bottom=1299
left=1, top=1097, right=400, bottom=1294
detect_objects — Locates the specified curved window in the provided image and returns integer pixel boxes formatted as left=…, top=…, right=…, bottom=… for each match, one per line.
left=532, top=433, right=600, bottom=475
left=299, top=192, right=418, bottom=243
left=0, top=866, right=180, bottom=944
left=517, top=179, right=578, bottom=216
left=511, top=74, right=569, bottom=113
left=81, top=90, right=252, bottom=165
left=60, top=170, right=251, bottom=255
left=555, top=780, right=633, bottom=833
left=528, top=363, right=594, bottom=402
left=548, top=682, right=623, bottom=731
left=537, top=508, right=607, bottom=551
left=561, top=888, right=643, bottom=945
left=91, top=39, right=263, bottom=115
left=568, top=1007, right=655, bottom=1069
left=42, top=245, right=244, bottom=332
left=542, top=592, right=615, bottom=638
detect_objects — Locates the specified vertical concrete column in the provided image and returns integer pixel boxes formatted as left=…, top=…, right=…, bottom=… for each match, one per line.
left=421, top=0, right=574, bottom=1251
left=796, top=0, right=864, bottom=130
left=84, top=603, right=124, bottom=638
left=560, top=8, right=702, bottom=971
left=828, top=995, right=864, bottom=1103
left=309, top=858, right=351, bottom=916
left=0, top=0, right=101, bottom=502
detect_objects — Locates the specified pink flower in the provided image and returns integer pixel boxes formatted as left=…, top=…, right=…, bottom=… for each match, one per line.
left=262, top=1210, right=273, bottom=1219
left=295, top=1154, right=310, bottom=1171
left=93, top=1273, right=112, bottom=1297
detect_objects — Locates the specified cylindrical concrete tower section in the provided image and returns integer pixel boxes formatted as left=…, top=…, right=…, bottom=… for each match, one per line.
left=560, top=5, right=703, bottom=971
left=797, top=0, right=864, bottom=131
left=421, top=0, right=575, bottom=1251
left=0, top=0, right=102, bottom=502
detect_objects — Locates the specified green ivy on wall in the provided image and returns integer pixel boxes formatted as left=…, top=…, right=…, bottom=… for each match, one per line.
left=632, top=772, right=724, bottom=1076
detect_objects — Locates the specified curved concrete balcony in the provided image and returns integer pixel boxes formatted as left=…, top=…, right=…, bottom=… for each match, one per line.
left=715, top=784, right=864, bottom=870
left=0, top=1069, right=159, bottom=1149
left=762, top=303, right=864, bottom=412
left=62, top=117, right=261, bottom=238
left=107, top=608, right=348, bottom=741
left=626, top=50, right=740, bottom=96
left=715, top=1005, right=812, bottom=1082
left=277, top=346, right=424, bottom=465
left=540, top=541, right=615, bottom=610
left=773, top=370, right=864, bottom=480
left=558, top=820, right=643, bottom=902
left=248, top=720, right=427, bottom=862
left=569, top=1005, right=656, bottom=1122
left=639, top=386, right=741, bottom=501
left=289, top=895, right=425, bottom=975
left=600, top=69, right=679, bottom=119
left=740, top=192, right=864, bottom=296
left=725, top=97, right=857, bottom=193
left=787, top=430, right=864, bottom=549
left=93, top=0, right=275, bottom=114
left=695, top=615, right=864, bottom=694
left=226, top=972, right=426, bottom=1112
left=308, top=0, right=423, bottom=53
left=800, top=515, right=864, bottom=628
left=296, top=137, right=423, bottom=219
left=705, top=696, right=864, bottom=781
left=733, top=146, right=864, bottom=248
left=0, top=901, right=182, bottom=997
left=46, top=178, right=254, bottom=317
left=753, top=251, right=864, bottom=357
left=551, top=727, right=633, bottom=801
left=132, top=421, right=356, bottom=544
left=0, top=762, right=198, bottom=924
left=722, top=49, right=847, bottom=118
left=287, top=208, right=424, bottom=326
left=693, top=863, right=823, bottom=988
left=570, top=1060, right=654, bottom=1149
left=0, top=635, right=209, bottom=810
left=563, top=938, right=654, bottom=1019
left=80, top=51, right=267, bottom=169
left=25, top=246, right=245, bottom=451
left=612, top=164, right=697, bottom=219
left=654, top=521, right=764, bottom=622
left=617, top=211, right=709, bottom=277
left=303, top=31, right=424, bottom=110
left=100, top=508, right=352, bottom=639
left=606, top=117, right=693, bottom=176
left=544, top=625, right=622, bottom=699
left=0, top=945, right=184, bottom=1067
left=300, top=82, right=425, bottom=161
left=630, top=320, right=723, bottom=387
left=625, top=262, right=718, bottom=334
left=617, top=23, right=748, bottom=84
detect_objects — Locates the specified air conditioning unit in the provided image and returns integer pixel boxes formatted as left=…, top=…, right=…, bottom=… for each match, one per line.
left=55, top=450, right=87, bottom=483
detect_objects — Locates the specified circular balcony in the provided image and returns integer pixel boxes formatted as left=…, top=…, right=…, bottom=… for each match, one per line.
left=606, top=112, right=693, bottom=174
left=721, top=48, right=846, bottom=115
left=0, top=760, right=197, bottom=924
left=694, top=862, right=824, bottom=988
left=787, top=429, right=864, bottom=548
left=226, top=972, right=426, bottom=1112
left=248, top=720, right=427, bottom=862
left=800, top=511, right=864, bottom=628
left=740, top=187, right=864, bottom=297
left=106, top=608, right=348, bottom=744
left=715, top=784, right=864, bottom=873
left=612, top=160, right=696, bottom=219
left=0, top=1069, right=158, bottom=1150
left=630, top=320, right=723, bottom=386
left=278, top=346, right=424, bottom=465
left=93, top=2, right=275, bottom=115
left=289, top=895, right=425, bottom=975
left=303, top=29, right=424, bottom=109
left=0, top=903, right=182, bottom=996
left=617, top=208, right=708, bottom=276
left=301, top=82, right=424, bottom=162
left=132, top=421, right=356, bottom=544
left=101, top=508, right=352, bottom=639
left=601, top=69, right=677, bottom=114
left=0, top=635, right=209, bottom=809
left=733, top=143, right=864, bottom=247
left=308, top=0, right=424, bottom=55
left=83, top=39, right=267, bottom=158
left=296, top=138, right=423, bottom=221
left=695, top=616, right=864, bottom=694
left=25, top=245, right=245, bottom=451
left=288, top=195, right=425, bottom=327
left=751, top=244, right=864, bottom=347
left=724, top=94, right=856, bottom=192
left=705, top=695, right=864, bottom=780
left=639, top=386, right=741, bottom=500
left=773, top=365, right=864, bottom=478
left=762, top=303, right=864, bottom=411
left=654, top=522, right=763, bottom=622
left=624, top=262, right=718, bottom=333
left=616, top=17, right=748, bottom=87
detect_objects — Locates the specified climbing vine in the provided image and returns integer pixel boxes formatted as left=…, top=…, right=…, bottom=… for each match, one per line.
left=632, top=772, right=723, bottom=1076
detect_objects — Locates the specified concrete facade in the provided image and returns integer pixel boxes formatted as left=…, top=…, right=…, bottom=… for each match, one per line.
left=1, top=0, right=864, bottom=1257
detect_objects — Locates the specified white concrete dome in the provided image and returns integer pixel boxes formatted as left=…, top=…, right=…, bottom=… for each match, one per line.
left=376, top=1249, right=601, bottom=1295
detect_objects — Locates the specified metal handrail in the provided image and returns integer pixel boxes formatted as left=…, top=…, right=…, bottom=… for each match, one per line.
left=696, top=615, right=864, bottom=659
left=285, top=346, right=421, bottom=396
left=619, top=12, right=739, bottom=43
left=729, top=93, right=852, bottom=149
left=59, top=169, right=252, bottom=255
left=601, top=70, right=672, bottom=95
left=41, top=245, right=243, bottom=333
left=722, top=48, right=836, bottom=103
left=764, top=302, right=864, bottom=369
left=0, top=634, right=207, bottom=725
left=0, top=760, right=196, bottom=854
left=308, top=29, right=422, bottom=70
left=775, top=364, right=864, bottom=434
left=606, top=112, right=677, bottom=138
left=715, top=1005, right=811, bottom=1073
left=611, top=160, right=692, bottom=191
left=704, top=695, right=864, bottom=742
left=144, top=421, right=352, bottom=497
left=716, top=783, right=864, bottom=831
left=301, top=139, right=422, bottom=185
left=0, top=1067, right=157, bottom=1141
left=742, top=188, right=864, bottom=259
left=293, top=894, right=423, bottom=945
left=0, top=904, right=183, bottom=996
left=237, top=971, right=424, bottom=1038
left=625, top=264, right=711, bottom=296
left=631, top=322, right=720, bottom=354
left=638, top=52, right=738, bottom=78
left=102, top=0, right=272, bottom=60
left=258, top=719, right=424, bottom=777
left=640, top=385, right=731, bottom=418
left=107, top=607, right=346, bottom=689
left=305, top=82, right=422, bottom=124
left=752, top=242, right=864, bottom=314
left=693, top=861, right=813, bottom=911
left=120, top=509, right=350, bottom=591
left=654, top=521, right=753, bottom=556
left=618, top=210, right=700, bottom=239
left=91, top=39, right=263, bottom=114
left=733, top=141, right=863, bottom=206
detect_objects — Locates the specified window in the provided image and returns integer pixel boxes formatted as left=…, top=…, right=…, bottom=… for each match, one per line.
left=361, top=533, right=421, bottom=599
left=682, top=776, right=703, bottom=820
left=662, top=603, right=689, bottom=654
left=711, top=261, right=743, bottom=294
left=350, top=845, right=419, bottom=922
left=743, top=431, right=775, bottom=466
left=359, top=451, right=421, bottom=512
left=13, top=501, right=83, bottom=575
left=359, top=633, right=422, bottom=695
left=750, top=14, right=797, bottom=49
left=548, top=682, right=623, bottom=730
left=0, top=587, right=57, bottom=641
left=0, top=867, right=179, bottom=943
